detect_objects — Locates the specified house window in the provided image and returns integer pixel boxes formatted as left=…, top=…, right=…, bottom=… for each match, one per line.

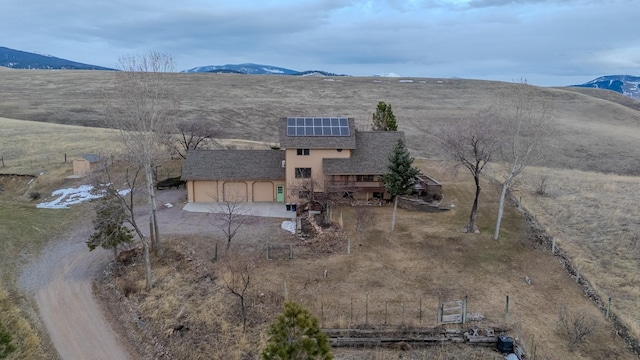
left=295, top=168, right=311, bottom=178
left=356, top=175, right=375, bottom=182
left=296, top=149, right=310, bottom=156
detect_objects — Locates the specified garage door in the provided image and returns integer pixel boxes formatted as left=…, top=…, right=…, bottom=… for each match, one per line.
left=193, top=181, right=217, bottom=202
left=223, top=182, right=247, bottom=202
left=253, top=182, right=274, bottom=202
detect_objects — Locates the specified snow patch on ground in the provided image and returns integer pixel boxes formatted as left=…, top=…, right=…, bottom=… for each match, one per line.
left=37, top=185, right=129, bottom=209
left=281, top=221, right=296, bottom=234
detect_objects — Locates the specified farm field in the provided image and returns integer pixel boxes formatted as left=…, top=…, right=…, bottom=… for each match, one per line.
left=1, top=69, right=640, bottom=359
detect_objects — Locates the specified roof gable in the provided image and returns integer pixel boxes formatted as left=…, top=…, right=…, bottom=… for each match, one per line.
left=323, top=131, right=406, bottom=175
left=182, top=150, right=285, bottom=181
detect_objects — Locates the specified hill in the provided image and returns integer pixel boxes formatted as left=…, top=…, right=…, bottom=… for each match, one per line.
left=572, top=75, right=640, bottom=100
left=0, top=46, right=113, bottom=70
left=182, top=62, right=346, bottom=76
left=0, top=70, right=639, bottom=176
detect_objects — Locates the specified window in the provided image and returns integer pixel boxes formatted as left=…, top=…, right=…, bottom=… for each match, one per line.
left=296, top=149, right=310, bottom=156
left=356, top=175, right=375, bottom=182
left=298, top=191, right=311, bottom=199
left=295, top=168, right=311, bottom=178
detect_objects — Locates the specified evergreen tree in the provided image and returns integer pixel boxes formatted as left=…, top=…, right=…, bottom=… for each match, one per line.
left=0, top=321, right=16, bottom=359
left=382, top=139, right=419, bottom=231
left=263, top=302, right=333, bottom=360
left=371, top=101, right=398, bottom=131
left=87, top=191, right=134, bottom=259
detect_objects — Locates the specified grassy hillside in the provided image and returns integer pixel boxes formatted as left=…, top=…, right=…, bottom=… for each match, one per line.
left=1, top=70, right=639, bottom=175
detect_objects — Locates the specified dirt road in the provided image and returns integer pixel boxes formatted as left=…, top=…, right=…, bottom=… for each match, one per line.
left=19, top=216, right=132, bottom=360
left=18, top=189, right=207, bottom=360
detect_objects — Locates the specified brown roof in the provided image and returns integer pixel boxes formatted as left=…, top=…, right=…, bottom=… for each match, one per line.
left=182, top=150, right=285, bottom=181
left=323, top=131, right=405, bottom=175
left=278, top=117, right=357, bottom=149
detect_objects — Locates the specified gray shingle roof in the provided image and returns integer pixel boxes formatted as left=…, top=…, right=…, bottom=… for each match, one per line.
left=323, top=131, right=405, bottom=175
left=278, top=117, right=357, bottom=149
left=182, top=150, right=285, bottom=181
left=81, top=154, right=101, bottom=163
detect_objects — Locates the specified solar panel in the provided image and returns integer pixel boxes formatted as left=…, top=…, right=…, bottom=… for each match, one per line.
left=286, top=117, right=350, bottom=137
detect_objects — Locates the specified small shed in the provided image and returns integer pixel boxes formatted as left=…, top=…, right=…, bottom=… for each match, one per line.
left=72, top=154, right=103, bottom=176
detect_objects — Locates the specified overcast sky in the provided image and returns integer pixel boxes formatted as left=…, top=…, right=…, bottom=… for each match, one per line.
left=2, top=0, right=638, bottom=86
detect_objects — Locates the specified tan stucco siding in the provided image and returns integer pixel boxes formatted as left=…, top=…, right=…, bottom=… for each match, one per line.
left=252, top=181, right=275, bottom=202
left=192, top=180, right=218, bottom=202
left=285, top=148, right=351, bottom=201
left=72, top=159, right=91, bottom=176
left=223, top=182, right=248, bottom=202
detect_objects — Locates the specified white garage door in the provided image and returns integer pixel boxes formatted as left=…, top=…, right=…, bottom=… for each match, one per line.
left=223, top=182, right=248, bottom=202
left=193, top=181, right=217, bottom=202
left=253, top=182, right=274, bottom=202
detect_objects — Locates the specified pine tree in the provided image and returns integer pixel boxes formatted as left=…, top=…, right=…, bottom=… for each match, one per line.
left=0, top=321, right=16, bottom=360
left=87, top=192, right=134, bottom=259
left=262, top=302, right=333, bottom=360
left=371, top=101, right=398, bottom=131
left=382, top=139, right=419, bottom=231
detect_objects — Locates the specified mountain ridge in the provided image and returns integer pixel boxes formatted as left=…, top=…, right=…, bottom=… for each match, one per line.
left=0, top=46, right=114, bottom=70
left=572, top=75, right=640, bottom=100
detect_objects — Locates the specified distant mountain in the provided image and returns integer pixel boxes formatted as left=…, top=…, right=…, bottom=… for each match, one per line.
left=0, top=46, right=113, bottom=70
left=572, top=75, right=640, bottom=100
left=182, top=63, right=346, bottom=77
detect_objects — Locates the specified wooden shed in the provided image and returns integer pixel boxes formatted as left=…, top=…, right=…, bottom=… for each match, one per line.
left=72, top=154, right=103, bottom=176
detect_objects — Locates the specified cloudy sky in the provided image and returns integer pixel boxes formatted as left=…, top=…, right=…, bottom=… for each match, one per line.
left=2, top=0, right=638, bottom=86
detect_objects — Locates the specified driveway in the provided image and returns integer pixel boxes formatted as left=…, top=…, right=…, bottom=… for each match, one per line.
left=183, top=200, right=295, bottom=219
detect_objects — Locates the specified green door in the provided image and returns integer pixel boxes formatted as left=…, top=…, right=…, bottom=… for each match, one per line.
left=276, top=185, right=285, bottom=202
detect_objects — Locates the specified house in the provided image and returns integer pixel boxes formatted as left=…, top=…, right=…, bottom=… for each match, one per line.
left=72, top=154, right=103, bottom=176
left=182, top=117, right=405, bottom=205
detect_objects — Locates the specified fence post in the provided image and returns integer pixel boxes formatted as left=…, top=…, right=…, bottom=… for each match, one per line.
left=365, top=293, right=369, bottom=326
left=1, top=157, right=4, bottom=168
left=505, top=295, right=510, bottom=323
left=552, top=237, right=556, bottom=254
left=606, top=297, right=612, bottom=319
left=384, top=300, right=388, bottom=325
left=350, top=297, right=353, bottom=326
left=463, top=295, right=468, bottom=324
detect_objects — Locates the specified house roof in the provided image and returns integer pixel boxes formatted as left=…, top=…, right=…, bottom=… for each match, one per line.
left=79, top=154, right=101, bottom=163
left=182, top=150, right=286, bottom=181
left=323, top=131, right=405, bottom=175
left=278, top=117, right=357, bottom=149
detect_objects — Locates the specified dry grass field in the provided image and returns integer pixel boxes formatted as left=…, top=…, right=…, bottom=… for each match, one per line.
left=2, top=69, right=640, bottom=359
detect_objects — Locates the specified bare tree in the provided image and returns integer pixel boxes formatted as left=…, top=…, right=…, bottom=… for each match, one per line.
left=103, top=52, right=180, bottom=256
left=493, top=82, right=555, bottom=240
left=94, top=162, right=153, bottom=290
left=221, top=254, right=253, bottom=333
left=557, top=303, right=597, bottom=350
left=213, top=198, right=248, bottom=251
left=172, top=119, right=218, bottom=159
left=438, top=108, right=503, bottom=233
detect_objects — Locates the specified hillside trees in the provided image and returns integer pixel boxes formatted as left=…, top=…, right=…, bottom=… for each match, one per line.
left=372, top=101, right=398, bottom=131
left=382, top=139, right=419, bottom=231
left=103, top=51, right=180, bottom=257
left=438, top=109, right=503, bottom=233
left=172, top=119, right=218, bottom=159
left=87, top=190, right=134, bottom=259
left=262, top=301, right=333, bottom=360
left=493, top=82, right=555, bottom=240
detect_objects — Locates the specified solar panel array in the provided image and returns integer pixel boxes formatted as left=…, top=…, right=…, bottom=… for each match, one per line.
left=286, top=117, right=350, bottom=136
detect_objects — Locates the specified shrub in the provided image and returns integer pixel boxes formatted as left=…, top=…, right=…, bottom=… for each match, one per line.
left=557, top=303, right=597, bottom=350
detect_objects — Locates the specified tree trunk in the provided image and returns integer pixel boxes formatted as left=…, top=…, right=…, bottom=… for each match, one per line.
left=391, top=196, right=398, bottom=231
left=468, top=175, right=481, bottom=232
left=144, top=165, right=161, bottom=256
left=493, top=182, right=509, bottom=240
left=142, top=237, right=152, bottom=290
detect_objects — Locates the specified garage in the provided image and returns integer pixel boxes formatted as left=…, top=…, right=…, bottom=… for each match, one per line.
left=193, top=181, right=217, bottom=202
left=252, top=181, right=274, bottom=202
left=223, top=182, right=248, bottom=202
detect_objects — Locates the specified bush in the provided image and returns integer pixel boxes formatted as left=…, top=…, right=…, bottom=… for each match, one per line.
left=29, top=192, right=41, bottom=200
left=0, top=321, right=16, bottom=359
left=263, top=301, right=333, bottom=360
left=557, top=303, right=597, bottom=350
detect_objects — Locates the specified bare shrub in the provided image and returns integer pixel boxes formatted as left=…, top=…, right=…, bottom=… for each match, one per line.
left=29, top=192, right=41, bottom=200
left=535, top=175, right=549, bottom=196
left=557, top=303, right=597, bottom=350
